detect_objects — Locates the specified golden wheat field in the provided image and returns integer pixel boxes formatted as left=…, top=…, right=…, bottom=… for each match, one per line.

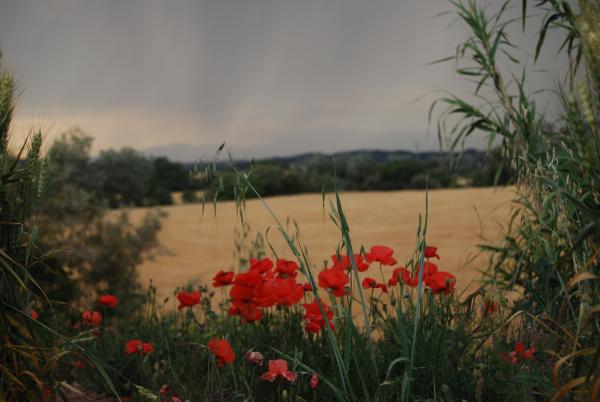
left=127, top=187, right=515, bottom=298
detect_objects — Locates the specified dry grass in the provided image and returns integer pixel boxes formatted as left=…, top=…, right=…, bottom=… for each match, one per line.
left=126, top=187, right=515, bottom=297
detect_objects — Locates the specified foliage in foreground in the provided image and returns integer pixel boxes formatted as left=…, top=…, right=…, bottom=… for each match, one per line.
left=432, top=0, right=600, bottom=399
left=63, top=237, right=550, bottom=402
left=0, top=50, right=54, bottom=399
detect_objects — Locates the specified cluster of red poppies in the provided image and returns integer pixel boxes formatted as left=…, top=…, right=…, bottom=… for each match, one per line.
left=208, top=338, right=236, bottom=366
left=386, top=246, right=456, bottom=294
left=210, top=245, right=456, bottom=331
left=213, top=257, right=308, bottom=323
left=125, top=339, right=155, bottom=355
left=205, top=339, right=319, bottom=388
left=76, top=294, right=157, bottom=357
left=500, top=342, right=536, bottom=365
left=158, top=342, right=315, bottom=400
left=80, top=294, right=119, bottom=328
left=158, top=384, right=183, bottom=402
left=302, top=299, right=335, bottom=333
left=316, top=249, right=386, bottom=296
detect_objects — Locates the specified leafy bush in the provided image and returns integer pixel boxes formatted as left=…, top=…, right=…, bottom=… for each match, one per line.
left=34, top=132, right=165, bottom=310
left=181, top=188, right=200, bottom=203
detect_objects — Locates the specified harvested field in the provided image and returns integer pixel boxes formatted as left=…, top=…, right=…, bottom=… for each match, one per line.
left=127, top=187, right=515, bottom=297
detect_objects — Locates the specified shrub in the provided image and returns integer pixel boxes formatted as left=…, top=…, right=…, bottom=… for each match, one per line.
left=181, top=187, right=200, bottom=203
left=33, top=131, right=165, bottom=315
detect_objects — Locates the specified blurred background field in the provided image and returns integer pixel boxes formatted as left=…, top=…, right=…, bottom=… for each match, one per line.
left=128, top=186, right=514, bottom=296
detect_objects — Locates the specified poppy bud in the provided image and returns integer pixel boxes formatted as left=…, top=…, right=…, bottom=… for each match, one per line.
left=246, top=351, right=264, bottom=366
left=310, top=374, right=319, bottom=389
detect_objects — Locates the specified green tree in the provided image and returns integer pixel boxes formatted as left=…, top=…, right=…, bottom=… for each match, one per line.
left=93, top=147, right=157, bottom=207
left=152, top=156, right=189, bottom=192
left=35, top=131, right=164, bottom=306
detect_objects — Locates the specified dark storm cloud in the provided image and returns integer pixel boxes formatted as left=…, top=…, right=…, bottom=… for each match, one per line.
left=0, top=0, right=567, bottom=159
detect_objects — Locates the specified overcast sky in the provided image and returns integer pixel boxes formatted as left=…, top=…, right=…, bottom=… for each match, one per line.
left=0, top=0, right=567, bottom=160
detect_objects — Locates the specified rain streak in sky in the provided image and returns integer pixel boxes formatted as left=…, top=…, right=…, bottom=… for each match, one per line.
left=0, top=0, right=566, bottom=160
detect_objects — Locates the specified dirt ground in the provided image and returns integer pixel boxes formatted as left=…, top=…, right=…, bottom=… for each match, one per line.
left=127, top=187, right=515, bottom=298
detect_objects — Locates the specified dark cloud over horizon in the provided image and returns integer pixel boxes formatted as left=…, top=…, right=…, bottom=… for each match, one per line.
left=0, top=0, right=567, bottom=160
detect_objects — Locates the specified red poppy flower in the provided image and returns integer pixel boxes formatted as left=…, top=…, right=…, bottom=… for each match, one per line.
left=141, top=342, right=155, bottom=354
left=310, top=373, right=319, bottom=390
left=361, top=277, right=388, bottom=293
left=424, top=246, right=440, bottom=259
left=305, top=321, right=321, bottom=333
left=30, top=309, right=39, bottom=320
left=388, top=267, right=416, bottom=287
left=125, top=339, right=154, bottom=355
left=237, top=303, right=263, bottom=323
left=254, top=275, right=305, bottom=308
left=230, top=280, right=264, bottom=323
left=73, top=360, right=85, bottom=369
left=514, top=342, right=535, bottom=360
left=303, top=282, right=313, bottom=292
left=424, top=271, right=456, bottom=294
left=303, top=299, right=335, bottom=333
left=233, top=271, right=263, bottom=287
left=208, top=338, right=236, bottom=367
left=278, top=282, right=305, bottom=306
left=362, top=277, right=376, bottom=287
left=252, top=279, right=279, bottom=308
left=500, top=350, right=518, bottom=365
left=260, top=359, right=297, bottom=382
left=124, top=339, right=139, bottom=354
left=177, top=290, right=201, bottom=310
left=482, top=299, right=499, bottom=316
left=501, top=342, right=535, bottom=365
left=43, top=386, right=52, bottom=400
left=275, top=259, right=299, bottom=278
left=253, top=275, right=285, bottom=306
left=99, top=294, right=119, bottom=308
left=366, top=245, right=397, bottom=266
left=421, top=262, right=438, bottom=277
left=331, top=254, right=370, bottom=272
left=212, top=270, right=235, bottom=287
left=230, top=284, right=255, bottom=304
left=245, top=351, right=264, bottom=366
left=249, top=257, right=274, bottom=273
left=82, top=310, right=102, bottom=327
left=318, top=268, right=349, bottom=297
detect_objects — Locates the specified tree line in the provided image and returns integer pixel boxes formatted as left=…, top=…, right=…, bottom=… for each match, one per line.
left=207, top=147, right=512, bottom=200
left=43, top=130, right=512, bottom=209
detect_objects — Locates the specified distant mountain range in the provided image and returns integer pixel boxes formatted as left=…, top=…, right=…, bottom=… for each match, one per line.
left=144, top=143, right=488, bottom=165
